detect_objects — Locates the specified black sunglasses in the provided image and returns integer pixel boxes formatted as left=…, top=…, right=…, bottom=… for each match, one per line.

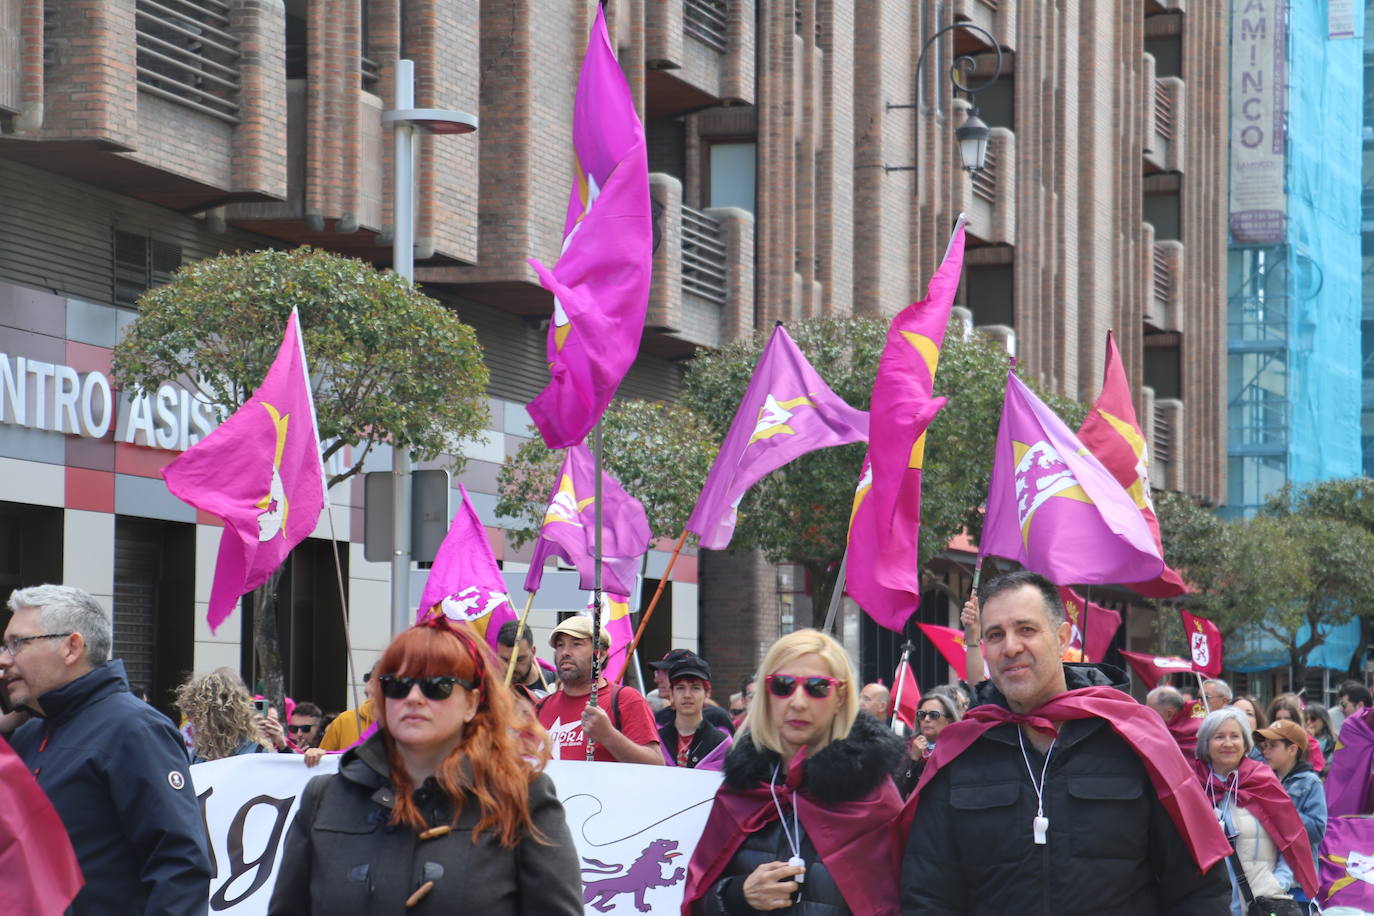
left=765, top=674, right=842, bottom=700
left=287, top=723, right=318, bottom=734
left=377, top=674, right=476, bottom=701
left=916, top=710, right=947, bottom=721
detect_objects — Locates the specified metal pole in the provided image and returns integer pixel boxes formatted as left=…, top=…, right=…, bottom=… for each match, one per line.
left=889, top=644, right=912, bottom=734
left=390, top=60, right=416, bottom=636
left=820, top=551, right=848, bottom=634
left=588, top=423, right=604, bottom=760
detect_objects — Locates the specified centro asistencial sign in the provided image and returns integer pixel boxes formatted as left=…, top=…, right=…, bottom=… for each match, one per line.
left=0, top=352, right=219, bottom=450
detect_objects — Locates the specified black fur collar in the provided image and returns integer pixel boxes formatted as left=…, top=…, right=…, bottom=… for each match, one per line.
left=723, top=712, right=906, bottom=805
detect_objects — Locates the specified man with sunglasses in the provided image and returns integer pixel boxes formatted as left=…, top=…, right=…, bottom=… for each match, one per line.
left=287, top=701, right=325, bottom=750
left=1, top=584, right=212, bottom=915
left=535, top=616, right=662, bottom=764
left=900, top=571, right=1231, bottom=915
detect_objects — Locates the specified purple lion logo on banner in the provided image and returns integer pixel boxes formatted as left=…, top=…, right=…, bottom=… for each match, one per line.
left=580, top=838, right=685, bottom=912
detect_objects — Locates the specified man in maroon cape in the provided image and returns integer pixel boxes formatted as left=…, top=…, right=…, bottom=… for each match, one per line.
left=899, top=571, right=1231, bottom=915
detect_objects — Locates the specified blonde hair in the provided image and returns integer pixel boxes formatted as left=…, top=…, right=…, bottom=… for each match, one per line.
left=744, top=629, right=858, bottom=756
left=175, top=667, right=269, bottom=761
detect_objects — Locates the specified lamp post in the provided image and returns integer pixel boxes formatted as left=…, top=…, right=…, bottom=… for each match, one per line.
left=886, top=23, right=1003, bottom=174
left=381, top=60, right=477, bottom=636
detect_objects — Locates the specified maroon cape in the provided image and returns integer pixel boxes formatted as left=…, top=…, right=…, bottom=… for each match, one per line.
left=1166, top=701, right=1202, bottom=757
left=1194, top=756, right=1319, bottom=897
left=903, top=685, right=1232, bottom=873
left=0, top=738, right=83, bottom=915
left=680, top=747, right=904, bottom=915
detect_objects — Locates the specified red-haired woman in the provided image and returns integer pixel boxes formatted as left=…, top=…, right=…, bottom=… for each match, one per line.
left=269, top=618, right=584, bottom=915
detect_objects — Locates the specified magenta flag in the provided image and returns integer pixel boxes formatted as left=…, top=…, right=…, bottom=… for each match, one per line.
left=980, top=373, right=1165, bottom=585
left=847, top=218, right=965, bottom=631
left=162, top=309, right=326, bottom=634
left=417, top=484, right=516, bottom=651
left=686, top=325, right=869, bottom=549
left=1327, top=710, right=1374, bottom=817
left=1320, top=815, right=1374, bottom=909
left=526, top=5, right=652, bottom=449
left=522, top=443, right=651, bottom=596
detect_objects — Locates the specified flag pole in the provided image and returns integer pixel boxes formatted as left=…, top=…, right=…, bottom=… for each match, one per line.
left=821, top=550, right=848, bottom=633
left=504, top=590, right=537, bottom=687
left=889, top=642, right=912, bottom=734
left=1083, top=586, right=1092, bottom=663
left=324, top=499, right=360, bottom=709
left=615, top=528, right=689, bottom=685
left=588, top=422, right=604, bottom=761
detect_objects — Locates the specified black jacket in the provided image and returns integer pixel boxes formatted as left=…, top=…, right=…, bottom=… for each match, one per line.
left=658, top=717, right=730, bottom=768
left=900, top=665, right=1232, bottom=916
left=704, top=713, right=907, bottom=916
left=268, top=732, right=584, bottom=915
left=8, top=659, right=211, bottom=916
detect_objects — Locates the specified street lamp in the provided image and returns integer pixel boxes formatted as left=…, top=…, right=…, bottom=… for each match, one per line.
left=381, top=60, right=477, bottom=636
left=886, top=23, right=1003, bottom=174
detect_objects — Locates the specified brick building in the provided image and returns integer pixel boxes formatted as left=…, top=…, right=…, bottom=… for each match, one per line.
left=0, top=0, right=1228, bottom=710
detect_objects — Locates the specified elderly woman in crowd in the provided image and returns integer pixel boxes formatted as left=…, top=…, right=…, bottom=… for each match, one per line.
left=175, top=667, right=274, bottom=763
left=681, top=628, right=907, bottom=915
left=269, top=617, right=583, bottom=915
left=1194, top=707, right=1317, bottom=915
left=899, top=692, right=962, bottom=790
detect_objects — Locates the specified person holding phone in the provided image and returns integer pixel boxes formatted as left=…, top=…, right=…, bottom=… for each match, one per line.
left=175, top=668, right=275, bottom=763
left=681, top=629, right=908, bottom=915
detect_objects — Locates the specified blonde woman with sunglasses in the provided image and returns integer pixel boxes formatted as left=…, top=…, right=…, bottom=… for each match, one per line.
left=681, top=628, right=907, bottom=915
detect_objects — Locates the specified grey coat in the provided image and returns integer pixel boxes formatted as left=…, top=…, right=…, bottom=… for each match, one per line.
left=268, top=733, right=584, bottom=916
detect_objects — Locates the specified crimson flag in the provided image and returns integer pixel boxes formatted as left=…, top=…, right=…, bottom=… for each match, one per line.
left=1179, top=609, right=1223, bottom=678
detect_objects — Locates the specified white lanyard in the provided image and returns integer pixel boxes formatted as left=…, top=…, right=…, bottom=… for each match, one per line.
left=1207, top=768, right=1239, bottom=832
left=1017, top=728, right=1056, bottom=845
left=769, top=762, right=807, bottom=882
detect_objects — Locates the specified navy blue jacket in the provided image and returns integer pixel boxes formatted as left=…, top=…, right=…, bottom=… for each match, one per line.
left=9, top=660, right=212, bottom=915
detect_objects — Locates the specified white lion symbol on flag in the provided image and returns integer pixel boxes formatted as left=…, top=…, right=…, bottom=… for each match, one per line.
left=1190, top=631, right=1210, bottom=669
left=1013, top=441, right=1080, bottom=531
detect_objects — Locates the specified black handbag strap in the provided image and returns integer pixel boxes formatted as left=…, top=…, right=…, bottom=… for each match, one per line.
left=1228, top=840, right=1259, bottom=908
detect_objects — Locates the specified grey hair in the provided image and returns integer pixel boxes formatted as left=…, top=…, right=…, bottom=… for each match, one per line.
left=1146, top=685, right=1185, bottom=714
left=7, top=585, right=112, bottom=666
left=1201, top=678, right=1233, bottom=703
left=1195, top=707, right=1253, bottom=763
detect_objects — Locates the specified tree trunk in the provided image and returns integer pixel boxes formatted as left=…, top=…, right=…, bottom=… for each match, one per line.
left=252, top=567, right=287, bottom=713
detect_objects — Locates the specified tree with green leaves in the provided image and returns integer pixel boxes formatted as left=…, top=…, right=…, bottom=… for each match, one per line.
left=498, top=316, right=1084, bottom=625
left=113, top=247, right=491, bottom=706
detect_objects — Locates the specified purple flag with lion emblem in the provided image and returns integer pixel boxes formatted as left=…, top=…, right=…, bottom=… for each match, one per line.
left=1319, top=814, right=1374, bottom=910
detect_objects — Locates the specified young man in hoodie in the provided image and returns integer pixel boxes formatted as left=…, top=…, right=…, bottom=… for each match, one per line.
left=1258, top=716, right=1327, bottom=907
left=656, top=656, right=730, bottom=769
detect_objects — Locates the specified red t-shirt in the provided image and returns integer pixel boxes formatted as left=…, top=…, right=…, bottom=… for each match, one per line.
left=536, top=683, right=659, bottom=762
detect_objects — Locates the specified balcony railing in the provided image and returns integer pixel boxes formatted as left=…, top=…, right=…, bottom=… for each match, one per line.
left=135, top=0, right=241, bottom=123
left=1154, top=79, right=1173, bottom=142
left=1153, top=245, right=1172, bottom=305
left=682, top=205, right=728, bottom=304
left=685, top=0, right=729, bottom=52
left=1153, top=405, right=1173, bottom=467
left=972, top=142, right=998, bottom=203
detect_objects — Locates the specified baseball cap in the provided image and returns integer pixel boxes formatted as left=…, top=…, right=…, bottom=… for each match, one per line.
left=650, top=648, right=697, bottom=671
left=548, top=615, right=611, bottom=649
left=1255, top=719, right=1308, bottom=750
left=668, top=657, right=712, bottom=684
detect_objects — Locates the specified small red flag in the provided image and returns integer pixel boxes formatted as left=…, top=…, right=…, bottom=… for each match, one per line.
left=916, top=623, right=985, bottom=682
left=892, top=654, right=922, bottom=730
left=1118, top=649, right=1197, bottom=690
left=1058, top=586, right=1123, bottom=663
left=1179, top=609, right=1223, bottom=678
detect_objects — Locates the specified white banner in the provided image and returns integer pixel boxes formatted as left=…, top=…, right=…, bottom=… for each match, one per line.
left=1228, top=0, right=1287, bottom=244
left=190, top=755, right=721, bottom=914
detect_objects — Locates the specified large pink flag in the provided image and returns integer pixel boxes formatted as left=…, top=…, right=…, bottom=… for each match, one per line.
left=526, top=5, right=652, bottom=449
left=417, top=484, right=517, bottom=652
left=847, top=219, right=965, bottom=630
left=1078, top=331, right=1187, bottom=597
left=522, top=444, right=651, bottom=596
left=980, top=373, right=1165, bottom=585
left=162, top=309, right=326, bottom=633
left=686, top=324, right=869, bottom=549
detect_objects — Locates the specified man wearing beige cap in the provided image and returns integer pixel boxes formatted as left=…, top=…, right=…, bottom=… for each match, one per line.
left=534, top=616, right=663, bottom=764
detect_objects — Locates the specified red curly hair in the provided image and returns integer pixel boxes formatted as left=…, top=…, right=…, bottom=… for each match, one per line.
left=373, top=619, right=550, bottom=846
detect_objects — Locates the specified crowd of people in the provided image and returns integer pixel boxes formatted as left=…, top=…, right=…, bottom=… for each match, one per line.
left=4, top=573, right=1374, bottom=914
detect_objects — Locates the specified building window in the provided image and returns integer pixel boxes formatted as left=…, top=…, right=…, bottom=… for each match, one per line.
left=113, top=231, right=182, bottom=309
left=707, top=141, right=755, bottom=214
left=135, top=0, right=242, bottom=123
